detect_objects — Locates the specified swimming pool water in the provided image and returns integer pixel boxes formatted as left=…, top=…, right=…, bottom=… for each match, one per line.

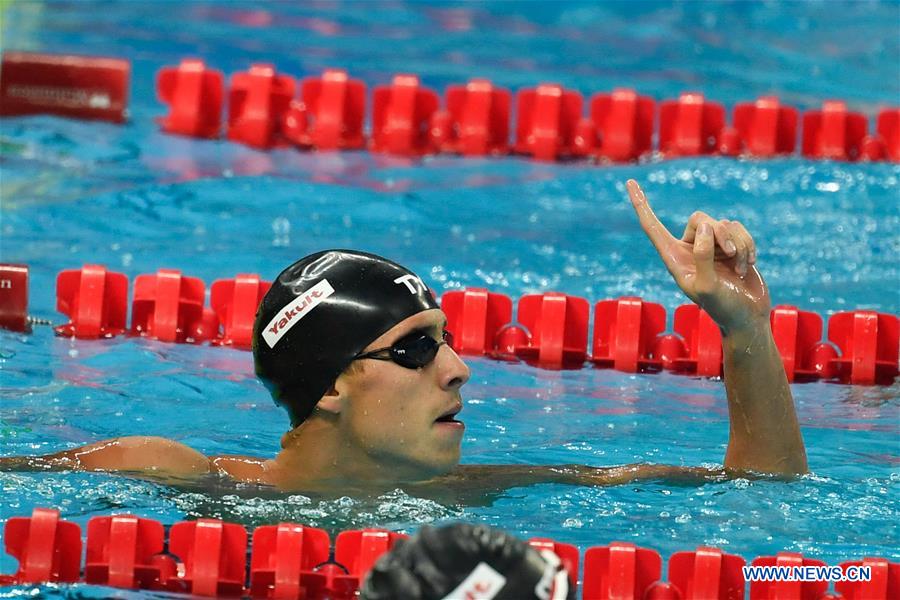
left=1, top=0, right=898, bottom=586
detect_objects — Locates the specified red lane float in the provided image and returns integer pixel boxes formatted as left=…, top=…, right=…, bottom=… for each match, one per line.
left=166, top=519, right=247, bottom=596
left=802, top=100, right=868, bottom=161
left=441, top=288, right=513, bottom=356
left=283, top=68, right=367, bottom=150
left=770, top=305, right=830, bottom=383
left=435, top=78, right=511, bottom=156
left=659, top=92, right=726, bottom=157
left=0, top=508, right=81, bottom=585
left=732, top=96, right=799, bottom=157
left=590, top=88, right=656, bottom=162
left=84, top=515, right=168, bottom=590
left=370, top=74, right=440, bottom=156
left=835, top=558, right=900, bottom=600
left=0, top=51, right=129, bottom=123
left=210, top=274, right=271, bottom=349
left=156, top=58, right=224, bottom=138
left=227, top=64, right=296, bottom=149
left=249, top=523, right=329, bottom=598
left=591, top=296, right=667, bottom=373
left=130, top=269, right=217, bottom=343
left=513, top=292, right=590, bottom=368
left=827, top=310, right=899, bottom=385
left=668, top=546, right=746, bottom=600
left=876, top=107, right=900, bottom=162
left=515, top=84, right=588, bottom=161
left=749, top=552, right=829, bottom=600
left=55, top=265, right=128, bottom=339
left=582, top=542, right=662, bottom=600
left=333, top=529, right=408, bottom=592
left=672, top=305, right=723, bottom=378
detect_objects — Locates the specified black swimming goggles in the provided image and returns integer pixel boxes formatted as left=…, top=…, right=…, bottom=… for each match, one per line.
left=353, top=330, right=453, bottom=369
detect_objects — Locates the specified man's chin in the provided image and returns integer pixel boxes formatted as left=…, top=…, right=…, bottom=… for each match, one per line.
left=370, top=448, right=459, bottom=484
left=413, top=450, right=461, bottom=481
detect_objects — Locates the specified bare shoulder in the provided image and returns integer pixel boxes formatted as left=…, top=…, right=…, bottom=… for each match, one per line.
left=30, top=436, right=211, bottom=477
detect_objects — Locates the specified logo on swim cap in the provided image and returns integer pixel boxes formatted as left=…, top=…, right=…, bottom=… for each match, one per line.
left=262, top=278, right=335, bottom=348
left=440, top=562, right=507, bottom=600
left=393, top=274, right=426, bottom=294
left=535, top=550, right=569, bottom=600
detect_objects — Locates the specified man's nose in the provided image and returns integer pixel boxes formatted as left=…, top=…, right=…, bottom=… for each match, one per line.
left=437, top=344, right=470, bottom=391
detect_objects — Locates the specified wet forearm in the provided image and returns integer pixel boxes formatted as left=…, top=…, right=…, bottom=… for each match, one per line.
left=721, top=319, right=808, bottom=475
left=557, top=463, right=727, bottom=486
left=446, top=464, right=730, bottom=495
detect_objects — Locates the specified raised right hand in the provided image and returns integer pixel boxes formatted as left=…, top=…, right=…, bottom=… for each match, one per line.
left=626, top=179, right=771, bottom=335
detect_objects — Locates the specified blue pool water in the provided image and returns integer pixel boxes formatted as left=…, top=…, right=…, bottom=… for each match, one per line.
left=1, top=0, right=898, bottom=588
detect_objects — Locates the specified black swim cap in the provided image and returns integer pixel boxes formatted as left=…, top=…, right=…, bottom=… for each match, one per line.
left=253, top=250, right=439, bottom=427
left=359, top=523, right=572, bottom=600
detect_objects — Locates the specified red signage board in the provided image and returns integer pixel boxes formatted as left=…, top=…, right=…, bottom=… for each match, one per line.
left=0, top=51, right=129, bottom=122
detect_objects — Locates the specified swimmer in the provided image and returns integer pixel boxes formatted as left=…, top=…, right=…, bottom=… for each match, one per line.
left=0, top=180, right=808, bottom=496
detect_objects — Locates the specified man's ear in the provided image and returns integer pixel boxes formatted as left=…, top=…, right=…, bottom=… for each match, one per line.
left=315, top=383, right=343, bottom=415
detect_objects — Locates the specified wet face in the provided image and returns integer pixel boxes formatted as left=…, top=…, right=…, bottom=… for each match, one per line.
left=334, top=308, right=470, bottom=480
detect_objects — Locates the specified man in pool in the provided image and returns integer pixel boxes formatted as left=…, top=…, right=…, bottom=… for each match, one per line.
left=1, top=180, right=808, bottom=494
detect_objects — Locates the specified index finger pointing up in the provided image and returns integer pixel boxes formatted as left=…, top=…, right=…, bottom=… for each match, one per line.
left=626, top=179, right=675, bottom=256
